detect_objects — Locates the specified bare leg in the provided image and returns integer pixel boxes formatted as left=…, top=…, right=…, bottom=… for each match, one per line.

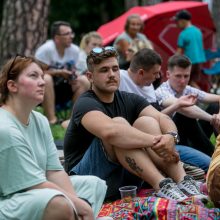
left=71, top=75, right=90, bottom=102
left=61, top=119, right=70, bottom=129
left=43, top=195, right=76, bottom=220
left=103, top=117, right=186, bottom=191
left=132, top=116, right=186, bottom=184
left=102, top=117, right=165, bottom=190
left=42, top=74, right=57, bottom=124
left=61, top=75, right=90, bottom=129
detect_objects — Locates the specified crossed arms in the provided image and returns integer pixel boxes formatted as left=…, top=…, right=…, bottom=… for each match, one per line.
left=81, top=105, right=179, bottom=162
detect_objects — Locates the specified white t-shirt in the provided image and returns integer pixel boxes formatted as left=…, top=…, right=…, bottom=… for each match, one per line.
left=35, top=40, right=80, bottom=69
left=119, top=69, right=157, bottom=103
left=75, top=49, right=87, bottom=74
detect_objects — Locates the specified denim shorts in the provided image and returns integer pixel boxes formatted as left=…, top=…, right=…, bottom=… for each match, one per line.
left=70, top=138, right=143, bottom=199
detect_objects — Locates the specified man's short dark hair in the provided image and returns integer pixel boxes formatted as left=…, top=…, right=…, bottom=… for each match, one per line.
left=86, top=47, right=119, bottom=72
left=129, top=48, right=162, bottom=72
left=173, top=10, right=192, bottom=21
left=50, top=21, right=71, bottom=39
left=168, top=54, right=192, bottom=70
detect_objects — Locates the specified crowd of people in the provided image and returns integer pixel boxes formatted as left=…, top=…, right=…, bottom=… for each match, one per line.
left=0, top=9, right=220, bottom=219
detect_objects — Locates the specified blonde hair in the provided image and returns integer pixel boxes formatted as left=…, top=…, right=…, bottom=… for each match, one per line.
left=80, top=31, right=102, bottom=50
left=129, top=38, right=153, bottom=54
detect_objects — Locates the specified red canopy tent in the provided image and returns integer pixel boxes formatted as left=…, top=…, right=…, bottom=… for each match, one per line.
left=97, top=1, right=216, bottom=88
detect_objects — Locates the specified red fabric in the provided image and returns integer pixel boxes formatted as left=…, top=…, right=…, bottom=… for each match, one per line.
left=97, top=1, right=216, bottom=87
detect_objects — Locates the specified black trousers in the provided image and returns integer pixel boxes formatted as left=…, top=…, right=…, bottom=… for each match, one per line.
left=173, top=113, right=215, bottom=157
left=199, top=102, right=219, bottom=138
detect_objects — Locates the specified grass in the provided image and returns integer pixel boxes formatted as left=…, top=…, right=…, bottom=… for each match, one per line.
left=50, top=124, right=66, bottom=140
left=35, top=106, right=69, bottom=140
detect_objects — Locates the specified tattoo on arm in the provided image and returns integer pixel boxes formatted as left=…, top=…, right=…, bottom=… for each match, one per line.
left=125, top=156, right=143, bottom=176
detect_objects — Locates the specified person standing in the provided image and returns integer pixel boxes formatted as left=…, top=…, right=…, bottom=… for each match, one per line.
left=35, top=21, right=90, bottom=124
left=174, top=10, right=206, bottom=88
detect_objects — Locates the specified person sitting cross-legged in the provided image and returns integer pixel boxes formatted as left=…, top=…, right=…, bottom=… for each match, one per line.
left=64, top=46, right=205, bottom=201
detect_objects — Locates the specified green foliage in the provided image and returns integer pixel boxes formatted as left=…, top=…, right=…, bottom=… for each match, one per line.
left=49, top=0, right=125, bottom=44
left=204, top=199, right=215, bottom=209
left=210, top=133, right=216, bottom=145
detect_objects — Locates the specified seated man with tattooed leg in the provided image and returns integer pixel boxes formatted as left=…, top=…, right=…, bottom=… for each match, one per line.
left=64, top=47, right=205, bottom=201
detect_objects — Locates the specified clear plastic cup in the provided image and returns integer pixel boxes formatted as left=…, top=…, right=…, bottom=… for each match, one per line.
left=119, top=185, right=137, bottom=202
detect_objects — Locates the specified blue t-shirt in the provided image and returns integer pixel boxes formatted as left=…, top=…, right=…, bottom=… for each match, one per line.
left=177, top=25, right=206, bottom=64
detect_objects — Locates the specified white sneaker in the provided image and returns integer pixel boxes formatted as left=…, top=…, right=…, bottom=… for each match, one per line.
left=155, top=178, right=188, bottom=202
left=178, top=175, right=208, bottom=201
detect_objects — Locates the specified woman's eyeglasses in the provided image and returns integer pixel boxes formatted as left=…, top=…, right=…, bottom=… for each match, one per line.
left=91, top=46, right=116, bottom=54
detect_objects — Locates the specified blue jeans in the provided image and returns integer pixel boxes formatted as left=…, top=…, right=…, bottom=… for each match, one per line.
left=176, top=145, right=211, bottom=172
left=70, top=138, right=143, bottom=199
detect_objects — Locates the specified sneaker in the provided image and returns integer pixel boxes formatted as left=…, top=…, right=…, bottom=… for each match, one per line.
left=155, top=178, right=188, bottom=202
left=178, top=175, right=205, bottom=197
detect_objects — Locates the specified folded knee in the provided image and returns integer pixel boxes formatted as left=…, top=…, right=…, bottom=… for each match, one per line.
left=112, top=117, right=130, bottom=125
left=133, top=116, right=159, bottom=128
left=44, top=195, right=76, bottom=220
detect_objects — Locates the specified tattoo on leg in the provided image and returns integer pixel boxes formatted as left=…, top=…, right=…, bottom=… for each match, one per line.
left=125, top=156, right=143, bottom=176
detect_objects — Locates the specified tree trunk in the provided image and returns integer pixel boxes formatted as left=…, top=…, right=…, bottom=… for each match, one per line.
left=0, top=0, right=50, bottom=66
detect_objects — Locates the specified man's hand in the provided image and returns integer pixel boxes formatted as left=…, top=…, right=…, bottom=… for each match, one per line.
left=177, top=94, right=198, bottom=108
left=71, top=196, right=94, bottom=220
left=151, top=134, right=180, bottom=163
left=211, top=113, right=220, bottom=134
left=51, top=69, right=74, bottom=79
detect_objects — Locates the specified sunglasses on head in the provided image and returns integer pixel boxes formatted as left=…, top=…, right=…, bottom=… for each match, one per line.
left=7, top=54, right=27, bottom=77
left=91, top=46, right=116, bottom=54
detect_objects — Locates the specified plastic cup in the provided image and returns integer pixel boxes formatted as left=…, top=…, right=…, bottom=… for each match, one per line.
left=119, top=185, right=137, bottom=202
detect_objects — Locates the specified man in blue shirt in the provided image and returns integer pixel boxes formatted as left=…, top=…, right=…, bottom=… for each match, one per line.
left=174, top=10, right=206, bottom=88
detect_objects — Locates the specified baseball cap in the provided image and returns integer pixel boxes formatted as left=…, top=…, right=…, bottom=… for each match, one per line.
left=172, top=10, right=192, bottom=21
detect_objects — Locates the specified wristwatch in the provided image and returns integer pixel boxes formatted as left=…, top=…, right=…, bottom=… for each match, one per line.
left=166, top=131, right=180, bottom=144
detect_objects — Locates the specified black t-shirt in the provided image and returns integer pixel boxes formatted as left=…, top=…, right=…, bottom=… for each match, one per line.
left=64, top=90, right=150, bottom=172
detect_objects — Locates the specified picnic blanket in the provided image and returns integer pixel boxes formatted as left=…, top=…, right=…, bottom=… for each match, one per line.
left=98, top=189, right=220, bottom=220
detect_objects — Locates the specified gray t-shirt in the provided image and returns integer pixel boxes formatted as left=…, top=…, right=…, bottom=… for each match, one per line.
left=0, top=108, right=63, bottom=197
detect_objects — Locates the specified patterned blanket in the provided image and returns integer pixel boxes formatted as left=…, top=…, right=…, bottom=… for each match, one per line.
left=98, top=189, right=220, bottom=220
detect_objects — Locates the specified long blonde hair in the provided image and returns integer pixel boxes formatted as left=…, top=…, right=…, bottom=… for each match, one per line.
left=80, top=31, right=102, bottom=51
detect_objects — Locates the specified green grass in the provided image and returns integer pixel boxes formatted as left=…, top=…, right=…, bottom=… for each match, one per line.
left=35, top=106, right=68, bottom=140
left=50, top=124, right=66, bottom=140
left=210, top=133, right=216, bottom=145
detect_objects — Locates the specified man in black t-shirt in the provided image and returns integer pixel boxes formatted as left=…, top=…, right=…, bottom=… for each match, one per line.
left=64, top=47, right=203, bottom=200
